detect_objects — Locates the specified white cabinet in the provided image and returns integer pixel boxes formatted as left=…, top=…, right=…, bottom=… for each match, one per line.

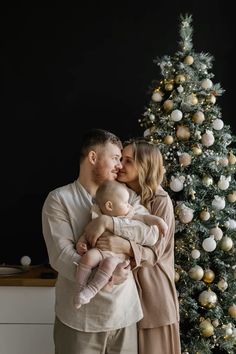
left=0, top=286, right=55, bottom=354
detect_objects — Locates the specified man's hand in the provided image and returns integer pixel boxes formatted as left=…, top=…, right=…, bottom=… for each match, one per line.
left=111, top=260, right=131, bottom=285
left=96, top=234, right=133, bottom=256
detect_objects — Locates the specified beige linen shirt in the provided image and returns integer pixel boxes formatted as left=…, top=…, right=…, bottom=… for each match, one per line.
left=42, top=179, right=158, bottom=332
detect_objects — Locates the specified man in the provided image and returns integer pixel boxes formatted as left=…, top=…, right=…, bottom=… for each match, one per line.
left=42, top=128, right=157, bottom=354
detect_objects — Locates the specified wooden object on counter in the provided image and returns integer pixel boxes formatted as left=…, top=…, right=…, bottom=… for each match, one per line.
left=0, top=265, right=57, bottom=286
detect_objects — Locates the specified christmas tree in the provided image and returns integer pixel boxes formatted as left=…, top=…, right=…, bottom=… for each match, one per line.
left=139, top=14, right=236, bottom=354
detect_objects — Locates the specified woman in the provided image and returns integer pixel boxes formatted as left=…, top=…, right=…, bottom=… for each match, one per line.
left=116, top=139, right=181, bottom=354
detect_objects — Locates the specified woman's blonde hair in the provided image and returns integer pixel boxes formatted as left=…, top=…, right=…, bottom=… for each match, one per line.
left=124, top=139, right=165, bottom=208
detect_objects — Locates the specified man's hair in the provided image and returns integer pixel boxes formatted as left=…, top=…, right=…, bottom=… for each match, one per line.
left=80, top=129, right=122, bottom=162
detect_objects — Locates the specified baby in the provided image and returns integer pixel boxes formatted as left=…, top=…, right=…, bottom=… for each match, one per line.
left=74, top=180, right=167, bottom=309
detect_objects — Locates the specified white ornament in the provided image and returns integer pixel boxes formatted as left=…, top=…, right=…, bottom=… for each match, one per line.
left=212, top=195, right=225, bottom=210
left=218, top=175, right=231, bottom=190
left=219, top=157, right=229, bottom=167
left=170, top=109, right=183, bottom=122
left=225, top=219, right=236, bottom=230
left=144, top=128, right=151, bottom=137
left=20, top=255, right=31, bottom=266
left=201, top=130, right=215, bottom=147
left=210, top=226, right=223, bottom=241
left=212, top=118, right=224, bottom=130
left=177, top=85, right=184, bottom=93
left=191, top=249, right=201, bottom=259
left=202, top=236, right=217, bottom=252
left=152, top=92, right=163, bottom=102
left=178, top=203, right=194, bottom=224
left=201, top=78, right=213, bottom=90
left=149, top=114, right=155, bottom=121
left=169, top=176, right=185, bottom=192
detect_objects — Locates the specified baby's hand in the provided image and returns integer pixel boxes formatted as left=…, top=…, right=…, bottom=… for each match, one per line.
left=76, top=241, right=88, bottom=255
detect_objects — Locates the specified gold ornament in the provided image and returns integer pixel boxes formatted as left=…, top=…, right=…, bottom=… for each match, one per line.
left=198, top=289, right=217, bottom=308
left=217, top=278, right=228, bottom=291
left=220, top=236, right=233, bottom=251
left=227, top=191, right=236, bottom=203
left=165, top=83, right=174, bottom=91
left=174, top=271, right=180, bottom=282
left=188, top=265, right=204, bottom=281
left=199, top=210, right=210, bottom=221
left=199, top=319, right=214, bottom=337
left=192, top=111, right=205, bottom=124
left=175, top=74, right=186, bottom=84
left=176, top=125, right=191, bottom=140
left=164, top=135, right=174, bottom=144
left=163, top=99, right=173, bottom=111
left=202, top=175, right=213, bottom=187
left=192, top=144, right=202, bottom=156
left=203, top=269, right=215, bottom=283
left=205, top=94, right=216, bottom=104
left=184, top=55, right=194, bottom=65
left=228, top=304, right=236, bottom=319
left=228, top=151, right=236, bottom=165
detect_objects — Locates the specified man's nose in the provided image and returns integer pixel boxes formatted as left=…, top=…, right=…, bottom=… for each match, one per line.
left=117, top=160, right=123, bottom=169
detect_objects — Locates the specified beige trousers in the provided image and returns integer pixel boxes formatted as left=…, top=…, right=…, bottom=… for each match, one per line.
left=138, top=322, right=181, bottom=354
left=54, top=316, right=138, bottom=354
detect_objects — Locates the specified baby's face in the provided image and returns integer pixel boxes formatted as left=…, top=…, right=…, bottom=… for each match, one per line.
left=110, top=188, right=131, bottom=217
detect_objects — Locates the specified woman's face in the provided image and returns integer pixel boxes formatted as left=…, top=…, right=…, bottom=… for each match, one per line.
left=117, top=144, right=139, bottom=191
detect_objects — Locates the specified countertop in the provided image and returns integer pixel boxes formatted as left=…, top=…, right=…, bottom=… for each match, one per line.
left=0, top=265, right=57, bottom=287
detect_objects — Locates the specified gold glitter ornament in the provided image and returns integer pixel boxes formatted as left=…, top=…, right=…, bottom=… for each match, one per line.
left=198, top=289, right=217, bottom=308
left=199, top=319, right=214, bottom=337
left=176, top=125, right=191, bottom=140
left=179, top=153, right=192, bottom=167
left=163, top=99, right=174, bottom=111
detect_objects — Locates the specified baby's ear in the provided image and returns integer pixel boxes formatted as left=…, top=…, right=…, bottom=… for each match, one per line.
left=104, top=200, right=113, bottom=212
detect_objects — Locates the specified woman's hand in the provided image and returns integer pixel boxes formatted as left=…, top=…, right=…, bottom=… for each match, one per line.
left=111, top=259, right=131, bottom=285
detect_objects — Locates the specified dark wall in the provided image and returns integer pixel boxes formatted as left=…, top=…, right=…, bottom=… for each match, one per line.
left=1, top=2, right=235, bottom=264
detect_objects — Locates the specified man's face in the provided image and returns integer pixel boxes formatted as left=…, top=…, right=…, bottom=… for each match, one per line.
left=92, top=142, right=122, bottom=185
